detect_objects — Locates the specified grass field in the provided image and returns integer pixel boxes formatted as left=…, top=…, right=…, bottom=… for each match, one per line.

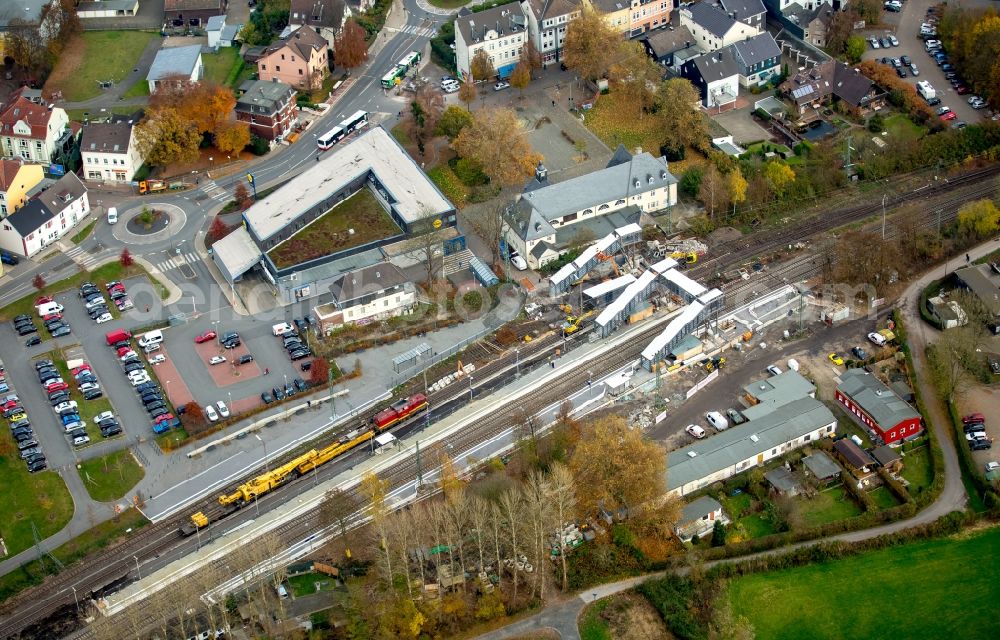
left=121, top=79, right=151, bottom=99
left=901, top=445, right=934, bottom=494
left=287, top=572, right=337, bottom=597
left=267, top=189, right=400, bottom=268
left=729, top=526, right=1000, bottom=640
left=202, top=48, right=250, bottom=87
left=44, top=31, right=158, bottom=102
left=799, top=485, right=864, bottom=527
left=882, top=113, right=926, bottom=142
left=0, top=436, right=74, bottom=557
left=78, top=450, right=145, bottom=502
left=868, top=486, right=901, bottom=509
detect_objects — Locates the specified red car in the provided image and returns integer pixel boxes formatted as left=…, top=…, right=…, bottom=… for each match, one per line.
left=109, top=283, right=126, bottom=293
left=42, top=313, right=62, bottom=322
left=195, top=331, right=217, bottom=344
left=955, top=84, right=970, bottom=95
left=117, top=346, right=133, bottom=357
left=45, top=382, right=69, bottom=392
left=154, top=413, right=175, bottom=424
left=70, top=364, right=92, bottom=376
left=35, top=295, right=53, bottom=305
left=1, top=400, right=17, bottom=411
left=940, top=111, right=957, bottom=121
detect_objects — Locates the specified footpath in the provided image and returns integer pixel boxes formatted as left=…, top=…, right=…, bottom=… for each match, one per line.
left=473, top=240, right=999, bottom=640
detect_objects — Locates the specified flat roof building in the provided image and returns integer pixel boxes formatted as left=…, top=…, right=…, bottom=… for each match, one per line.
left=741, top=369, right=816, bottom=420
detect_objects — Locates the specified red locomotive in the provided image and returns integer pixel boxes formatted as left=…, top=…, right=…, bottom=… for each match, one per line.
left=373, top=393, right=428, bottom=430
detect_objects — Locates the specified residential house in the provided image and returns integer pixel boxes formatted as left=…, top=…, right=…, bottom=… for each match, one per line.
left=257, top=25, right=330, bottom=90
left=314, top=263, right=416, bottom=331
left=680, top=2, right=760, bottom=53
left=765, top=466, right=801, bottom=496
left=641, top=24, right=698, bottom=67
left=591, top=0, right=671, bottom=36
left=590, top=0, right=631, bottom=35
left=0, top=87, right=73, bottom=165
left=236, top=79, right=299, bottom=142
left=289, top=0, right=348, bottom=47
left=783, top=2, right=835, bottom=47
left=520, top=0, right=582, bottom=67
left=0, top=160, right=44, bottom=217
left=455, top=3, right=528, bottom=80
left=77, top=0, right=140, bottom=19
left=164, top=0, right=228, bottom=27
left=728, top=32, right=781, bottom=87
left=836, top=368, right=922, bottom=445
left=717, top=0, right=766, bottom=30
left=802, top=451, right=841, bottom=484
left=667, top=396, right=837, bottom=497
left=146, top=45, right=205, bottom=93
left=926, top=294, right=968, bottom=329
left=0, top=172, right=89, bottom=257
left=80, top=118, right=145, bottom=183
left=872, top=445, right=903, bottom=474
left=674, top=496, right=729, bottom=542
left=206, top=15, right=243, bottom=48
left=681, top=49, right=740, bottom=109
left=833, top=438, right=878, bottom=487
left=780, top=61, right=884, bottom=116
left=953, top=264, right=1000, bottom=320
left=503, top=148, right=677, bottom=269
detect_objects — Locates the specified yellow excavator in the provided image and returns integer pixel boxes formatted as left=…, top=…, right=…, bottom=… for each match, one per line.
left=562, top=310, right=594, bottom=335
left=670, top=251, right=698, bottom=264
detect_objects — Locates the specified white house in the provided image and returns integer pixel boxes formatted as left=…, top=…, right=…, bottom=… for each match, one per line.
left=0, top=87, right=73, bottom=165
left=0, top=172, right=90, bottom=257
left=314, top=263, right=416, bottom=332
left=519, top=0, right=582, bottom=67
left=675, top=496, right=730, bottom=542
left=681, top=49, right=741, bottom=109
left=80, top=119, right=145, bottom=183
left=504, top=147, right=677, bottom=269
left=717, top=0, right=767, bottom=30
left=680, top=1, right=760, bottom=52
left=146, top=44, right=205, bottom=93
left=206, top=15, right=243, bottom=48
left=455, top=2, right=529, bottom=80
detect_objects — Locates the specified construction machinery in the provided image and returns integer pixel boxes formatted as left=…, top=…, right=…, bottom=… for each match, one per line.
left=670, top=251, right=698, bottom=264
left=219, top=454, right=313, bottom=507
left=562, top=310, right=594, bottom=335
left=704, top=357, right=726, bottom=372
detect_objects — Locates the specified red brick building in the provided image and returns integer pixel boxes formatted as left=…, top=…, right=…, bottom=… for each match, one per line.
left=235, top=80, right=298, bottom=142
left=836, top=369, right=922, bottom=444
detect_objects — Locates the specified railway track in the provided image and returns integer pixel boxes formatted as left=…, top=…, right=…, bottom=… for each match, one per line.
left=7, top=162, right=1000, bottom=638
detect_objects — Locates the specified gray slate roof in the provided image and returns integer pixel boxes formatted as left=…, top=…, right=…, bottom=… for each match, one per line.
left=237, top=79, right=296, bottom=114
left=643, top=25, right=697, bottom=58
left=147, top=45, right=203, bottom=82
left=764, top=466, right=800, bottom=493
left=667, top=397, right=836, bottom=491
left=729, top=32, right=780, bottom=68
left=691, top=49, right=740, bottom=82
left=679, top=495, right=722, bottom=525
left=742, top=369, right=816, bottom=420
left=834, top=438, right=876, bottom=469
left=872, top=445, right=900, bottom=467
left=802, top=452, right=841, bottom=479
left=456, top=2, right=526, bottom=45
left=207, top=15, right=226, bottom=31
left=7, top=173, right=87, bottom=236
left=81, top=121, right=133, bottom=154
left=954, top=265, right=1000, bottom=316
left=686, top=2, right=739, bottom=38
left=328, top=262, right=409, bottom=304
left=717, top=0, right=766, bottom=20
left=837, top=368, right=920, bottom=430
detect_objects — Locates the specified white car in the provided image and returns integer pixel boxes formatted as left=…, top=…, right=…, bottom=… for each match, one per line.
left=705, top=411, right=729, bottom=431
left=92, top=411, right=115, bottom=424
left=205, top=404, right=219, bottom=422
left=149, top=354, right=166, bottom=365
left=209, top=355, right=227, bottom=365
left=867, top=331, right=887, bottom=346
left=869, top=37, right=880, bottom=49
left=130, top=373, right=151, bottom=386
left=79, top=382, right=100, bottom=393
left=127, top=368, right=148, bottom=379
left=986, top=461, right=1000, bottom=472
left=95, top=313, right=113, bottom=324
left=766, top=364, right=783, bottom=376
left=494, top=80, right=510, bottom=91
left=510, top=252, right=528, bottom=270
left=685, top=424, right=706, bottom=439
left=72, top=434, right=90, bottom=447
left=53, top=401, right=78, bottom=413
left=119, top=350, right=138, bottom=361
left=216, top=400, right=230, bottom=418
left=888, top=34, right=899, bottom=47
left=84, top=297, right=107, bottom=310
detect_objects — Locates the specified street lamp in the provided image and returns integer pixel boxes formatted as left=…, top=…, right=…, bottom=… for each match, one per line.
left=255, top=433, right=269, bottom=474
left=881, top=193, right=887, bottom=240
left=468, top=375, right=473, bottom=402
left=133, top=555, right=141, bottom=579
left=71, top=586, right=79, bottom=611
left=515, top=348, right=520, bottom=377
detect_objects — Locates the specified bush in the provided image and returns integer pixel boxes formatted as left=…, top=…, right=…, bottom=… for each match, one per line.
left=246, top=134, right=269, bottom=156
left=451, top=157, right=488, bottom=186
left=868, top=114, right=885, bottom=133
left=660, top=143, right=685, bottom=161
left=680, top=167, right=703, bottom=198
left=637, top=575, right=705, bottom=640
left=754, top=107, right=772, bottom=121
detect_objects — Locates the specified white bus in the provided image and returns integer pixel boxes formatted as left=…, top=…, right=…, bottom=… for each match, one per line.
left=316, top=111, right=369, bottom=150
left=398, top=51, right=421, bottom=70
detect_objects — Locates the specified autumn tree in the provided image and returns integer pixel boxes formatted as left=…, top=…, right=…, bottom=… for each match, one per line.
left=407, top=84, right=445, bottom=156
left=459, top=79, right=478, bottom=111
left=522, top=39, right=543, bottom=76
left=568, top=415, right=670, bottom=527
left=609, top=40, right=663, bottom=119
left=957, top=199, right=1000, bottom=240
left=453, top=107, right=543, bottom=186
left=320, top=487, right=361, bottom=542
left=309, top=357, right=330, bottom=385
left=3, top=18, right=49, bottom=74
left=233, top=181, right=252, bottom=209
left=829, top=230, right=901, bottom=296
left=764, top=161, right=796, bottom=197
left=465, top=197, right=507, bottom=267
left=32, top=274, right=46, bottom=290
left=728, top=167, right=748, bottom=215
left=655, top=78, right=709, bottom=155
left=509, top=59, right=531, bottom=97
left=436, top=105, right=473, bottom=140
left=134, top=107, right=201, bottom=166
left=335, top=18, right=368, bottom=69
left=214, top=121, right=251, bottom=156
left=563, top=8, right=621, bottom=81
left=699, top=165, right=731, bottom=219
left=852, top=0, right=882, bottom=24
left=825, top=10, right=855, bottom=55
left=360, top=472, right=393, bottom=585
left=470, top=49, right=496, bottom=82
left=119, top=248, right=134, bottom=267
left=207, top=217, right=232, bottom=244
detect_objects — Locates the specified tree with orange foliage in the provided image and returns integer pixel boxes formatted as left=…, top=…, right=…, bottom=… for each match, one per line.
left=334, top=19, right=368, bottom=69
left=214, top=121, right=250, bottom=156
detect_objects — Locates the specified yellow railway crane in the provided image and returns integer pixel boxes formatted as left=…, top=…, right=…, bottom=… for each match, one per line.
left=297, top=431, right=375, bottom=475
left=218, top=449, right=319, bottom=506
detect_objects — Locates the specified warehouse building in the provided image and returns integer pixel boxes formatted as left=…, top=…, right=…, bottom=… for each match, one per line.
left=836, top=368, right=922, bottom=445
left=666, top=397, right=837, bottom=497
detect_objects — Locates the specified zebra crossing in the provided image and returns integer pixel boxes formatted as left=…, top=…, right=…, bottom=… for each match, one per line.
left=202, top=181, right=229, bottom=202
left=63, top=244, right=102, bottom=269
left=391, top=24, right=438, bottom=38
left=155, top=251, right=199, bottom=272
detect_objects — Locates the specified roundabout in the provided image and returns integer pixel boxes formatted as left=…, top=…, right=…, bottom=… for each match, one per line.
left=111, top=202, right=188, bottom=245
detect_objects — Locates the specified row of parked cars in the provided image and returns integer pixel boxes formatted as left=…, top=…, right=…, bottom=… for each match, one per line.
left=2, top=361, right=48, bottom=473
left=79, top=280, right=134, bottom=326
left=273, top=322, right=314, bottom=361
left=963, top=413, right=993, bottom=451
left=104, top=328, right=180, bottom=434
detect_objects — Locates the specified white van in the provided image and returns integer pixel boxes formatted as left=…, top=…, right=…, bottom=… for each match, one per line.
left=137, top=329, right=163, bottom=347
left=107, top=207, right=118, bottom=224
left=272, top=322, right=294, bottom=336
left=705, top=411, right=729, bottom=431
left=36, top=301, right=64, bottom=316
left=787, top=358, right=800, bottom=372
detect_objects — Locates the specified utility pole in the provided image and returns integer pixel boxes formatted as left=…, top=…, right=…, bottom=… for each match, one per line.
left=881, top=193, right=887, bottom=240
left=415, top=440, right=423, bottom=490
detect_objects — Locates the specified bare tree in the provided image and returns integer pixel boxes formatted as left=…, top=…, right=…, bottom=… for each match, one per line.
left=320, top=487, right=361, bottom=542
left=498, top=489, right=524, bottom=604
left=521, top=470, right=552, bottom=600
left=360, top=472, right=393, bottom=586
left=549, top=462, right=576, bottom=592
left=403, top=228, right=448, bottom=288
left=465, top=197, right=509, bottom=269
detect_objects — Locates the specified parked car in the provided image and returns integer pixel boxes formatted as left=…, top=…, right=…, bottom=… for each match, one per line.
left=205, top=404, right=219, bottom=422
left=493, top=80, right=510, bottom=91
left=852, top=346, right=868, bottom=360
left=685, top=424, right=706, bottom=439
left=195, top=330, right=217, bottom=343
left=828, top=353, right=844, bottom=365
left=209, top=356, right=226, bottom=365
left=261, top=391, right=273, bottom=404
left=216, top=400, right=230, bottom=418
left=705, top=411, right=729, bottom=431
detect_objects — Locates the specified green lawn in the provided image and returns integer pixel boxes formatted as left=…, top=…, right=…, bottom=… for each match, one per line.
left=798, top=486, right=864, bottom=527
left=579, top=599, right=612, bottom=640
left=900, top=445, right=934, bottom=495
left=427, top=164, right=470, bottom=208
left=287, top=572, right=337, bottom=597
left=428, top=0, right=470, bottom=7
left=0, top=508, right=148, bottom=604
left=882, top=113, right=926, bottom=142
left=78, top=450, right=145, bottom=502
left=70, top=221, right=97, bottom=244
left=729, top=526, right=1000, bottom=640
left=267, top=189, right=401, bottom=268
left=0, top=435, right=74, bottom=557
left=121, top=79, right=151, bottom=99
left=202, top=47, right=246, bottom=87
left=45, top=31, right=159, bottom=102
left=868, top=485, right=900, bottom=509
